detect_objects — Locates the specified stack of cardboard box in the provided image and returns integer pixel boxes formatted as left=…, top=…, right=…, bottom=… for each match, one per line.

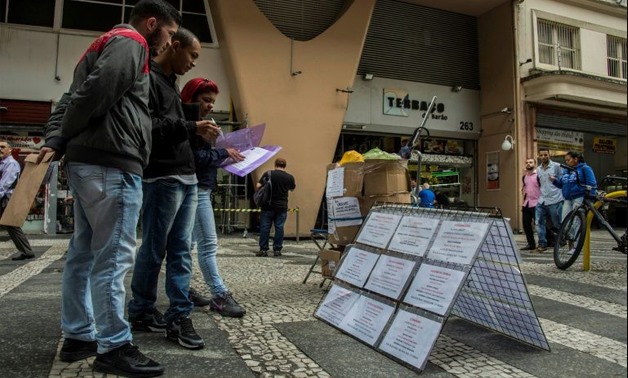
left=320, top=159, right=411, bottom=278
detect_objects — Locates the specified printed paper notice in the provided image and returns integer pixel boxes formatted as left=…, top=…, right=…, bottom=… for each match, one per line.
left=403, top=264, right=466, bottom=315
left=338, top=295, right=395, bottom=346
left=329, top=197, right=363, bottom=227
left=326, top=168, right=345, bottom=198
left=356, top=212, right=402, bottom=249
left=315, top=284, right=360, bottom=327
left=334, top=247, right=380, bottom=288
left=364, top=255, right=416, bottom=300
left=221, top=146, right=282, bottom=177
left=388, top=216, right=440, bottom=257
left=378, top=310, right=442, bottom=370
left=427, top=221, right=490, bottom=265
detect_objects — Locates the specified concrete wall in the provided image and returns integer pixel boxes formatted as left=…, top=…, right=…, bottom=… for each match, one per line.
left=477, top=3, right=519, bottom=226
left=0, top=26, right=232, bottom=113
left=210, top=0, right=376, bottom=236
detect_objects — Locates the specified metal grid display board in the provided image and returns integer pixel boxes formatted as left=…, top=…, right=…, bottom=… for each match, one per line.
left=314, top=204, right=549, bottom=373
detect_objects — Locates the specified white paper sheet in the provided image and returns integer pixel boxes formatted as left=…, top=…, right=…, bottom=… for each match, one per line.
left=334, top=247, right=380, bottom=288
left=427, top=221, right=490, bottom=265
left=338, top=295, right=396, bottom=346
left=403, top=264, right=466, bottom=315
left=315, top=284, right=361, bottom=327
left=364, top=255, right=417, bottom=300
left=378, top=309, right=442, bottom=370
left=355, top=212, right=402, bottom=249
left=388, top=216, right=440, bottom=257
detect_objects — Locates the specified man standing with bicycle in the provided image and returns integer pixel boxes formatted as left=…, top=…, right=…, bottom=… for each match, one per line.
left=535, top=148, right=563, bottom=252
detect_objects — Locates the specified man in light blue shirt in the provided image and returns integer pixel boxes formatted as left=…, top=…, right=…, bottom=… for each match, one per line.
left=0, top=141, right=35, bottom=260
left=535, top=148, right=563, bottom=252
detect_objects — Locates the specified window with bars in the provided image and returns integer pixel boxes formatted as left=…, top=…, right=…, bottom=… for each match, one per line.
left=607, top=35, right=627, bottom=79
left=60, top=0, right=214, bottom=43
left=537, top=19, right=581, bottom=70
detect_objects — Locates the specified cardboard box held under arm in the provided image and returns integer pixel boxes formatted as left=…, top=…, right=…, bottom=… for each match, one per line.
left=0, top=152, right=55, bottom=227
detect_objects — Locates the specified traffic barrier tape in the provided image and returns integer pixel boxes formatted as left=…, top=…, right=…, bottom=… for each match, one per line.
left=214, top=208, right=300, bottom=212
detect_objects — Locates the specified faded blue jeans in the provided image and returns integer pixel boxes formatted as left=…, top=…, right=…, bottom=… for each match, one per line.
left=128, top=179, right=197, bottom=324
left=535, top=201, right=563, bottom=248
left=193, top=188, right=228, bottom=297
left=259, top=209, right=288, bottom=252
left=62, top=163, right=142, bottom=353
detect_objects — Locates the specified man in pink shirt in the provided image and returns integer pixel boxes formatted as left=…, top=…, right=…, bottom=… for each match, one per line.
left=521, top=158, right=540, bottom=251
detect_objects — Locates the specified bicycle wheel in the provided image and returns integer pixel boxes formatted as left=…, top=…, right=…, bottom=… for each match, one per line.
left=554, top=209, right=586, bottom=270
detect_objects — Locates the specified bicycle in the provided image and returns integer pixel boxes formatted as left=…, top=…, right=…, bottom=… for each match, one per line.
left=553, top=169, right=627, bottom=270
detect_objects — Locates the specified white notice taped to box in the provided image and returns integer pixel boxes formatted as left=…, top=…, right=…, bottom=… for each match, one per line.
left=329, top=197, right=363, bottom=227
left=326, top=167, right=345, bottom=198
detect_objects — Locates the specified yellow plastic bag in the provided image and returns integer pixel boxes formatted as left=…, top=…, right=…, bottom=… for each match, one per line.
left=338, top=150, right=364, bottom=166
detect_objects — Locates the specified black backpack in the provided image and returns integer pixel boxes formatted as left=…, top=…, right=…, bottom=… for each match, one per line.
left=253, top=171, right=272, bottom=208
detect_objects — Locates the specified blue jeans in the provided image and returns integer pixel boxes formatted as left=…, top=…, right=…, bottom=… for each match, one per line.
left=62, top=163, right=142, bottom=353
left=193, top=189, right=227, bottom=297
left=128, top=179, right=197, bottom=324
left=562, top=197, right=584, bottom=221
left=259, top=209, right=288, bottom=251
left=535, top=202, right=563, bottom=248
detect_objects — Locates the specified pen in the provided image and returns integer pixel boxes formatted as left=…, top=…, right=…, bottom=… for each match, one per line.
left=211, top=118, right=224, bottom=137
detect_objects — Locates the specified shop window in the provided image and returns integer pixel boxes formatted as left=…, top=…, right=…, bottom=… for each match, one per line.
left=537, top=19, right=581, bottom=70
left=62, top=0, right=214, bottom=44
left=1, top=0, right=55, bottom=27
left=607, top=35, right=627, bottom=79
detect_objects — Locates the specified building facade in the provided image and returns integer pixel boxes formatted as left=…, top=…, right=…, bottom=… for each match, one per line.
left=1, top=0, right=625, bottom=235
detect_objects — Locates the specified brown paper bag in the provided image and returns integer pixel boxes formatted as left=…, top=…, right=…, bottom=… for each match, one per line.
left=0, top=152, right=55, bottom=227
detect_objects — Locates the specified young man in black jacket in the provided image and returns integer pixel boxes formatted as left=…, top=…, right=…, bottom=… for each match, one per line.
left=127, top=27, right=218, bottom=351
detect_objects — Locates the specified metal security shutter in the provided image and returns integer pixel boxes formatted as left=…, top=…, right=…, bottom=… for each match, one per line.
left=253, top=0, right=346, bottom=41
left=359, top=0, right=479, bottom=89
left=0, top=99, right=51, bottom=125
left=536, top=113, right=627, bottom=136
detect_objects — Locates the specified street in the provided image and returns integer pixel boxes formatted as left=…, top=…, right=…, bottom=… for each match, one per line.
left=0, top=229, right=626, bottom=377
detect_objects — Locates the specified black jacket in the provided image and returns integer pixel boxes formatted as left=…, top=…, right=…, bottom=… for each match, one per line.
left=143, top=60, right=196, bottom=179
left=191, top=136, right=229, bottom=190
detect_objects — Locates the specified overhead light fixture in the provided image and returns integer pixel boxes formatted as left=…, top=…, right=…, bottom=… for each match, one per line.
left=501, top=135, right=515, bottom=151
left=363, top=73, right=374, bottom=81
left=342, top=124, right=365, bottom=130
left=451, top=85, right=463, bottom=92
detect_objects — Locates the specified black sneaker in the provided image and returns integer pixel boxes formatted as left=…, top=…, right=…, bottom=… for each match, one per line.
left=255, top=250, right=268, bottom=257
left=59, top=338, right=97, bottom=362
left=273, top=250, right=282, bottom=257
left=93, top=343, right=164, bottom=377
left=189, top=287, right=211, bottom=307
left=210, top=293, right=246, bottom=318
left=166, top=316, right=204, bottom=350
left=129, top=309, right=166, bottom=333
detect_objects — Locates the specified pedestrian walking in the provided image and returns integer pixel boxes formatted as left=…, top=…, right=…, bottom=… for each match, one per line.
left=0, top=141, right=35, bottom=261
left=38, top=1, right=180, bottom=376
left=535, top=148, right=563, bottom=253
left=521, top=158, right=540, bottom=251
left=256, top=158, right=296, bottom=257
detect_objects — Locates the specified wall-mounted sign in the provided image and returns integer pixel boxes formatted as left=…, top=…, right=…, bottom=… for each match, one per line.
left=592, top=136, right=616, bottom=154
left=536, top=128, right=584, bottom=152
left=343, top=78, right=481, bottom=138
left=383, top=88, right=446, bottom=118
